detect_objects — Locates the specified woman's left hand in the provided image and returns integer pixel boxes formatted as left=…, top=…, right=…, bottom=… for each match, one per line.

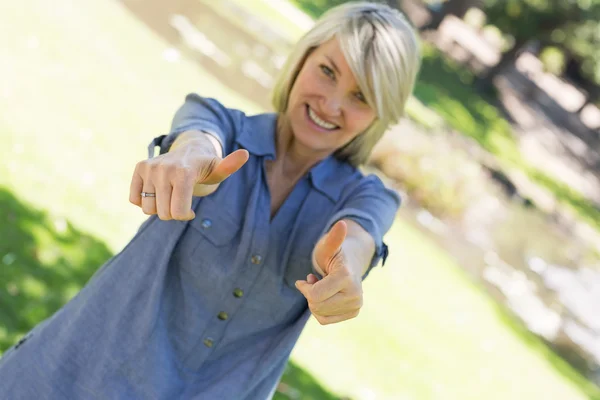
left=295, top=221, right=363, bottom=325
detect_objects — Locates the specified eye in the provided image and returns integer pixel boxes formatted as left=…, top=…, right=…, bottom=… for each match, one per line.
left=355, top=91, right=367, bottom=103
left=319, top=64, right=335, bottom=80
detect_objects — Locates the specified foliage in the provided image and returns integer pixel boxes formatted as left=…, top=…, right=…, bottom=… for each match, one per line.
left=539, top=46, right=566, bottom=75
left=290, top=0, right=350, bottom=19
left=415, top=44, right=516, bottom=157
left=371, top=130, right=493, bottom=219
left=415, top=44, right=600, bottom=232
left=555, top=18, right=600, bottom=83
left=484, top=0, right=600, bottom=83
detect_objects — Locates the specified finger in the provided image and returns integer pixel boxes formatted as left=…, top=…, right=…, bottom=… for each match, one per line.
left=313, top=310, right=360, bottom=326
left=155, top=181, right=173, bottom=220
left=141, top=182, right=157, bottom=216
left=296, top=274, right=345, bottom=303
left=202, top=149, right=249, bottom=184
left=307, top=274, right=319, bottom=284
left=129, top=164, right=144, bottom=207
left=311, top=292, right=361, bottom=317
left=295, top=279, right=312, bottom=300
left=170, top=175, right=195, bottom=221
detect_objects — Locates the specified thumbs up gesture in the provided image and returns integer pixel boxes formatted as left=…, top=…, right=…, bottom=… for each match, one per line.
left=295, top=220, right=364, bottom=325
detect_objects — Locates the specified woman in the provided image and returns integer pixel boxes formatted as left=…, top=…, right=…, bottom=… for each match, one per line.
left=0, top=2, right=420, bottom=399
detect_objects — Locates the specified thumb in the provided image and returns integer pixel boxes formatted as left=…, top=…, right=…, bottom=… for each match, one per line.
left=201, top=149, right=249, bottom=185
left=318, top=220, right=347, bottom=261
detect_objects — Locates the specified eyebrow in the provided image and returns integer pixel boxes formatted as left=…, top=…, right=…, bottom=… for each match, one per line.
left=325, top=55, right=341, bottom=76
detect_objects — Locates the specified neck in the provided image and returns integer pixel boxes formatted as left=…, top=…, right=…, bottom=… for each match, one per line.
left=273, top=114, right=329, bottom=180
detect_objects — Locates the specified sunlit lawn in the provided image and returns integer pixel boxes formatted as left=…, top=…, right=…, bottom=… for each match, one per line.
left=1, top=1, right=599, bottom=399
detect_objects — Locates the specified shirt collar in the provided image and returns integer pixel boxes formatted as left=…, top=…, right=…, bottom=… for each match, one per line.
left=236, top=113, right=278, bottom=159
left=238, top=112, right=348, bottom=202
left=308, top=156, right=347, bottom=202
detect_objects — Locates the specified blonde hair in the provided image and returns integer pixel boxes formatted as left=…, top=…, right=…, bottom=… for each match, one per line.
left=272, top=1, right=421, bottom=166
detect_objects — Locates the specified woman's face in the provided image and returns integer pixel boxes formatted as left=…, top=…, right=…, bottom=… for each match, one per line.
left=286, top=37, right=376, bottom=156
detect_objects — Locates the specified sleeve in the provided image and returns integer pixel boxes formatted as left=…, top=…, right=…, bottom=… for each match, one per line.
left=321, top=175, right=401, bottom=280
left=147, top=93, right=239, bottom=158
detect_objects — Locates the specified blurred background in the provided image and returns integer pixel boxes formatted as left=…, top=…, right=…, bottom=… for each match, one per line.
left=1, top=0, right=599, bottom=398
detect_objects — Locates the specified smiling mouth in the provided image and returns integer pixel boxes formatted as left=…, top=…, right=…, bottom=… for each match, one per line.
left=306, top=105, right=339, bottom=130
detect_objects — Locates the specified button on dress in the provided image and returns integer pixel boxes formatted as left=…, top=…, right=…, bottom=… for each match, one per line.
left=0, top=94, right=400, bottom=399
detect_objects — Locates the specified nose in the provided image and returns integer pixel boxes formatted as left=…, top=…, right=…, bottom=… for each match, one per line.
left=320, top=94, right=342, bottom=117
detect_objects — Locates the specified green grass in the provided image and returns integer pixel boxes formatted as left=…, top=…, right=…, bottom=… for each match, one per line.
left=1, top=0, right=599, bottom=399
left=0, top=0, right=261, bottom=252
left=0, top=188, right=113, bottom=350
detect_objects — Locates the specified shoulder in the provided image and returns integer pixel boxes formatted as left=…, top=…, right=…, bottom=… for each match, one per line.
left=343, top=168, right=401, bottom=207
left=315, top=158, right=400, bottom=208
left=176, top=93, right=277, bottom=155
left=180, top=93, right=247, bottom=126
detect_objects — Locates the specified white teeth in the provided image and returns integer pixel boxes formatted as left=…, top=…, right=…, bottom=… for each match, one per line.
left=308, top=106, right=337, bottom=130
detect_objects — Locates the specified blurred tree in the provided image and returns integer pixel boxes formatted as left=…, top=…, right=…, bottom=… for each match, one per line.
left=291, top=0, right=350, bottom=18
left=421, top=0, right=483, bottom=31
left=479, top=0, right=600, bottom=90
left=292, top=0, right=404, bottom=19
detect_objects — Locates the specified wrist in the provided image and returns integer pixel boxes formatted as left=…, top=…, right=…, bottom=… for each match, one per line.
left=170, top=130, right=220, bottom=157
left=342, top=240, right=369, bottom=280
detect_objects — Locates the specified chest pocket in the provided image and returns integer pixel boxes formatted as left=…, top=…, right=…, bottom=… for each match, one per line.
left=284, top=251, right=314, bottom=289
left=176, top=196, right=242, bottom=279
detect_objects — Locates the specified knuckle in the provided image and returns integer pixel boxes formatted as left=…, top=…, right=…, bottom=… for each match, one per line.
left=148, top=162, right=161, bottom=173
left=174, top=165, right=194, bottom=177
left=170, top=206, right=186, bottom=219
left=135, top=160, right=148, bottom=171
left=350, top=293, right=362, bottom=307
left=174, top=166, right=196, bottom=184
left=157, top=209, right=172, bottom=221
left=162, top=163, right=176, bottom=177
left=309, top=302, right=320, bottom=314
left=171, top=207, right=192, bottom=221
left=172, top=213, right=188, bottom=221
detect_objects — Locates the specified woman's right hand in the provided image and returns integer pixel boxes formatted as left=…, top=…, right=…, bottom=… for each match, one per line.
left=129, top=133, right=249, bottom=221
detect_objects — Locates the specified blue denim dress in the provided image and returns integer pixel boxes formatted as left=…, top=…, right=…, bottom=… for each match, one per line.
left=0, top=94, right=400, bottom=399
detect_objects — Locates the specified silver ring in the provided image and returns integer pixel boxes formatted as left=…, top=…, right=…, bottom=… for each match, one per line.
left=141, top=192, right=156, bottom=198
